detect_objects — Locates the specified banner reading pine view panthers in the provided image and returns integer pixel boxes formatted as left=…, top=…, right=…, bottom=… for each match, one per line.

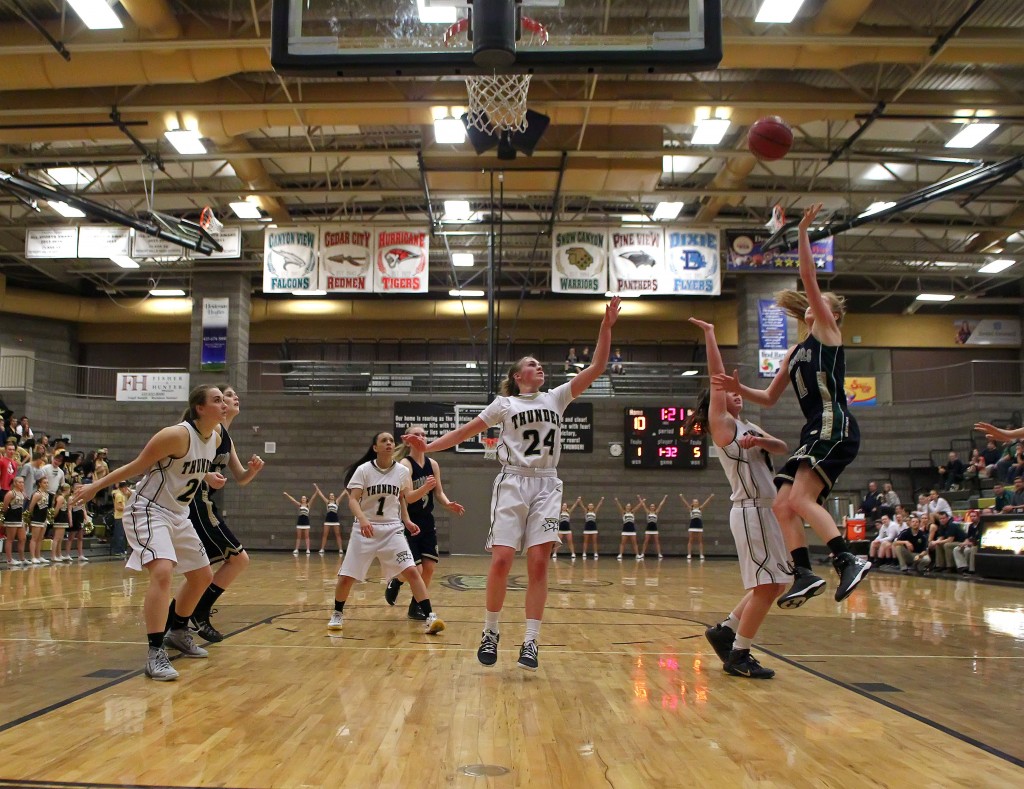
left=609, top=229, right=665, bottom=295
left=263, top=227, right=318, bottom=293
left=319, top=226, right=373, bottom=293
left=375, top=228, right=429, bottom=294
left=663, top=228, right=720, bottom=295
left=551, top=227, right=608, bottom=294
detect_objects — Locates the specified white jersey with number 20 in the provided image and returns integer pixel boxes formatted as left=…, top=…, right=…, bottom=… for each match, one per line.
left=478, top=381, right=574, bottom=470
left=131, top=421, right=218, bottom=517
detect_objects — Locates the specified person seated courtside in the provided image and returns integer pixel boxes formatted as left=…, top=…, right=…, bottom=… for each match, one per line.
left=893, top=516, right=930, bottom=574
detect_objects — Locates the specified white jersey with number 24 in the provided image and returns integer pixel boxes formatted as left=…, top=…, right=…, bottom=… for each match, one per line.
left=478, top=381, right=574, bottom=470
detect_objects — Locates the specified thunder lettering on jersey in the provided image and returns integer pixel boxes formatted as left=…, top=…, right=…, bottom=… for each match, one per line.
left=718, top=417, right=778, bottom=504
left=478, top=381, right=574, bottom=469
left=130, top=421, right=218, bottom=516
left=347, top=460, right=410, bottom=526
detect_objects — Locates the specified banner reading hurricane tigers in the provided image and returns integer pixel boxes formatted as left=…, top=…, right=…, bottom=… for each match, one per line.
left=551, top=227, right=608, bottom=293
left=319, top=225, right=374, bottom=293
left=263, top=227, right=318, bottom=293
left=375, top=228, right=429, bottom=294
left=662, top=228, right=720, bottom=295
left=609, top=228, right=665, bottom=295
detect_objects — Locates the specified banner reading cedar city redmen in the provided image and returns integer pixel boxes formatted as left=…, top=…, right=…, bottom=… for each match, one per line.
left=375, top=228, right=429, bottom=294
left=551, top=227, right=608, bottom=294
left=319, top=225, right=374, bottom=293
left=609, top=228, right=665, bottom=295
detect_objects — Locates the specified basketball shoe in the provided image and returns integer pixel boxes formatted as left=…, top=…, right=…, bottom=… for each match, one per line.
left=777, top=566, right=826, bottom=608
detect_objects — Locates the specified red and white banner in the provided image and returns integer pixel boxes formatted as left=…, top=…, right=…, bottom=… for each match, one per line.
left=375, top=228, right=429, bottom=294
left=319, top=226, right=374, bottom=293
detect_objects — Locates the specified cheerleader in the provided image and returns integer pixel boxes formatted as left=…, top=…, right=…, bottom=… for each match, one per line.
left=637, top=494, right=669, bottom=559
left=581, top=497, right=605, bottom=560
left=679, top=491, right=715, bottom=560
left=314, top=484, right=347, bottom=555
left=614, top=497, right=640, bottom=561
left=2, top=476, right=27, bottom=566
left=50, top=483, right=70, bottom=563
left=552, top=496, right=582, bottom=560
left=27, top=475, right=53, bottom=565
left=284, top=491, right=314, bottom=555
left=67, top=483, right=92, bottom=562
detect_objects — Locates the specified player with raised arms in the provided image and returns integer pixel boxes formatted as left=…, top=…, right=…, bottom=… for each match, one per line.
left=71, top=385, right=225, bottom=681
left=404, top=297, right=621, bottom=671
left=713, top=204, right=870, bottom=606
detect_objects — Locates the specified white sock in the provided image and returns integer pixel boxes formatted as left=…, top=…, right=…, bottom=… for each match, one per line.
left=524, top=618, right=541, bottom=643
left=724, top=613, right=741, bottom=632
left=734, top=634, right=753, bottom=651
left=484, top=610, right=500, bottom=634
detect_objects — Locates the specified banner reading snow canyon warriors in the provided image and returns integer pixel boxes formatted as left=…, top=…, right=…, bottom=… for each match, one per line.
left=263, top=227, right=318, bottom=293
left=319, top=226, right=373, bottom=293
left=664, top=228, right=720, bottom=295
left=552, top=227, right=608, bottom=293
left=375, top=228, right=429, bottom=294
left=609, top=229, right=664, bottom=295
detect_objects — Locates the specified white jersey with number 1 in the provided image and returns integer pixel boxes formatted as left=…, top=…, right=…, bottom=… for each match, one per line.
left=130, top=421, right=218, bottom=517
left=347, top=460, right=410, bottom=526
left=478, top=381, right=574, bottom=469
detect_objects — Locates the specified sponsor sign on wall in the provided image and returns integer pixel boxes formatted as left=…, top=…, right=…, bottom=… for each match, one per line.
left=663, top=228, right=720, bottom=295
left=319, top=226, right=374, bottom=293
left=263, top=227, right=318, bottom=293
left=954, top=318, right=1022, bottom=347
left=375, top=229, right=429, bottom=293
left=846, top=376, right=877, bottom=407
left=115, top=372, right=190, bottom=402
left=609, top=229, right=665, bottom=295
left=201, top=298, right=229, bottom=372
left=725, top=229, right=834, bottom=273
left=552, top=227, right=608, bottom=294
left=758, top=299, right=789, bottom=378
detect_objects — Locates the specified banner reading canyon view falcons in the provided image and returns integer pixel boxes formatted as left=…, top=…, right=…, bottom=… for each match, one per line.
left=609, top=228, right=665, bottom=295
left=551, top=227, right=608, bottom=294
left=319, top=226, right=374, bottom=293
left=375, top=228, right=429, bottom=294
left=263, top=227, right=318, bottom=293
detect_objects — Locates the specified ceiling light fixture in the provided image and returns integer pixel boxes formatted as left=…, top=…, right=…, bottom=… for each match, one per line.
left=46, top=167, right=88, bottom=186
left=915, top=293, right=955, bottom=302
left=978, top=259, right=1016, bottom=274
left=67, top=0, right=122, bottom=30
left=292, top=290, right=328, bottom=296
left=229, top=201, right=262, bottom=219
left=449, top=289, right=485, bottom=297
left=858, top=201, right=896, bottom=218
left=653, top=202, right=684, bottom=220
left=149, top=289, right=186, bottom=297
left=48, top=200, right=86, bottom=218
left=755, top=0, right=806, bottom=25
left=110, top=255, right=140, bottom=269
left=451, top=252, right=475, bottom=267
left=945, top=123, right=999, bottom=149
left=434, top=117, right=466, bottom=144
left=164, top=129, right=207, bottom=155
left=690, top=118, right=731, bottom=146
left=443, top=200, right=473, bottom=221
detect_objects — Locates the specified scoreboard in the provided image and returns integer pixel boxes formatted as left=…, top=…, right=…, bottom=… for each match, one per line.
left=624, top=406, right=706, bottom=469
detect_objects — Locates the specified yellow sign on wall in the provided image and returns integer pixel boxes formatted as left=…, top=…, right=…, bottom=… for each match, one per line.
left=846, top=376, right=877, bottom=407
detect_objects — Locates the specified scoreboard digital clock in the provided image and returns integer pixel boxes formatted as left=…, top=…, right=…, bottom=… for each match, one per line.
left=624, top=407, right=707, bottom=469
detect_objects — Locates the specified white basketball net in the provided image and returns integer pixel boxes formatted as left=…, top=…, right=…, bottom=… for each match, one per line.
left=483, top=437, right=499, bottom=460
left=465, top=73, right=533, bottom=135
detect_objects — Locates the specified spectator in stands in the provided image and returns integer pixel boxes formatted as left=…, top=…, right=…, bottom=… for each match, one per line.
left=927, top=489, right=951, bottom=525
left=964, top=448, right=988, bottom=485
left=40, top=449, right=66, bottom=495
left=989, top=481, right=1012, bottom=513
left=0, top=441, right=18, bottom=500
left=868, top=514, right=898, bottom=565
left=3, top=415, right=18, bottom=443
left=111, top=480, right=130, bottom=556
left=928, top=511, right=963, bottom=572
left=893, top=515, right=930, bottom=574
left=1011, top=476, right=1024, bottom=511
left=564, top=347, right=579, bottom=373
left=953, top=510, right=981, bottom=575
left=15, top=416, right=32, bottom=444
left=94, top=448, right=110, bottom=481
left=937, top=451, right=965, bottom=491
left=18, top=445, right=47, bottom=500
left=913, top=493, right=929, bottom=519
left=992, top=440, right=1019, bottom=482
left=610, top=347, right=625, bottom=375
left=861, top=480, right=882, bottom=526
left=580, top=346, right=591, bottom=365
left=980, top=438, right=1001, bottom=468
left=879, top=482, right=900, bottom=518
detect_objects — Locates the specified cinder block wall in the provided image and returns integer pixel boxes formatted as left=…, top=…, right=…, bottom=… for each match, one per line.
left=22, top=391, right=1019, bottom=556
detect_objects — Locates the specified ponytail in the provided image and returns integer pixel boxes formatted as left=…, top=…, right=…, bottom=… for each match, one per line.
left=393, top=424, right=426, bottom=463
left=499, top=358, right=526, bottom=396
left=180, top=384, right=219, bottom=422
left=775, top=289, right=847, bottom=325
left=683, top=389, right=711, bottom=435
left=344, top=431, right=388, bottom=486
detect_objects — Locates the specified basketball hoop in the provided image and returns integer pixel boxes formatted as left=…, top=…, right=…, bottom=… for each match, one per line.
left=199, top=206, right=224, bottom=234
left=483, top=437, right=499, bottom=461
left=766, top=204, right=786, bottom=234
left=444, top=16, right=548, bottom=136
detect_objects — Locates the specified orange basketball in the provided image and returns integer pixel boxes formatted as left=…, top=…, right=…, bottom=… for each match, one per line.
left=748, top=116, right=793, bottom=161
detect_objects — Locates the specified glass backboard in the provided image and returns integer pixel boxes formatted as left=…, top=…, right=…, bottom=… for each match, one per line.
left=272, top=0, right=721, bottom=77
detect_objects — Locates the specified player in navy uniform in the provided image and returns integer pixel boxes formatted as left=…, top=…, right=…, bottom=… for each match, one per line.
left=713, top=204, right=870, bottom=606
left=314, top=484, right=347, bottom=555
left=328, top=431, right=445, bottom=635
left=404, top=297, right=620, bottom=671
left=385, top=424, right=465, bottom=619
left=72, top=385, right=226, bottom=681
left=169, top=385, right=264, bottom=642
left=690, top=317, right=790, bottom=678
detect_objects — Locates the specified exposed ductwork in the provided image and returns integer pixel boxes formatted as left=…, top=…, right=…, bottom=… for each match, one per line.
left=966, top=205, right=1024, bottom=254
left=119, top=0, right=183, bottom=40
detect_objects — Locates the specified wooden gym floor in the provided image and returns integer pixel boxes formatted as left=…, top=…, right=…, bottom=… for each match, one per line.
left=0, top=554, right=1021, bottom=788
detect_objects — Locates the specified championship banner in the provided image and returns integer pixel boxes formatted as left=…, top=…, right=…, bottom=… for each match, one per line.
left=757, top=299, right=788, bottom=378
left=263, top=227, right=318, bottom=293
left=375, top=228, right=428, bottom=293
left=552, top=227, right=608, bottom=294
left=725, top=229, right=835, bottom=273
left=25, top=226, right=78, bottom=259
left=663, top=228, right=720, bottom=295
left=846, top=376, right=877, bottom=407
left=201, top=297, right=229, bottom=372
left=609, top=228, right=664, bottom=295
left=319, top=226, right=373, bottom=293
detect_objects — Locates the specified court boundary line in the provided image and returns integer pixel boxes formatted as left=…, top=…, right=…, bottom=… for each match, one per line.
left=752, top=644, right=1024, bottom=769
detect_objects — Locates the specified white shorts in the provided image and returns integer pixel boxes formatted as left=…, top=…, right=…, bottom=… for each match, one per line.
left=123, top=500, right=210, bottom=574
left=338, top=521, right=416, bottom=582
left=729, top=505, right=792, bottom=590
left=486, top=471, right=562, bottom=553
